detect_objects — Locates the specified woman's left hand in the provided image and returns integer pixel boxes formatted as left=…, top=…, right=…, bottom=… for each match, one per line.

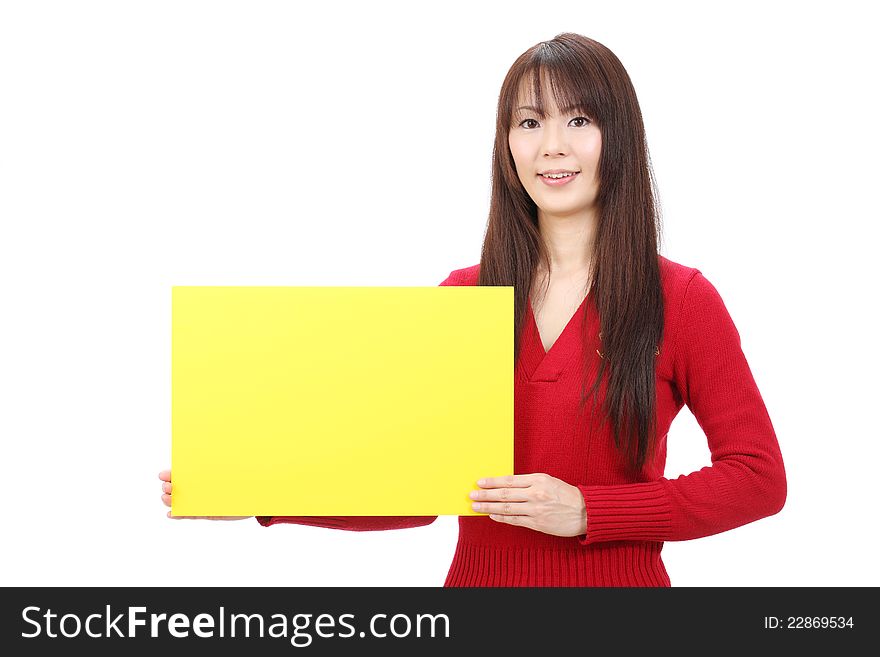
left=469, top=473, right=587, bottom=537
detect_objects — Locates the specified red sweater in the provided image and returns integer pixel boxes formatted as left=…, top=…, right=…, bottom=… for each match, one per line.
left=257, top=254, right=786, bottom=586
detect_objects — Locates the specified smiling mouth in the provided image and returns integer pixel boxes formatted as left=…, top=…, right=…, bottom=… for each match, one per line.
left=537, top=171, right=580, bottom=186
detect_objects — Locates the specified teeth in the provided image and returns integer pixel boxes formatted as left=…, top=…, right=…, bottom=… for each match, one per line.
left=542, top=172, right=576, bottom=179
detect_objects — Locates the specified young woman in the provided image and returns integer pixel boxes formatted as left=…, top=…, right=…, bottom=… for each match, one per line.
left=159, top=32, right=786, bottom=586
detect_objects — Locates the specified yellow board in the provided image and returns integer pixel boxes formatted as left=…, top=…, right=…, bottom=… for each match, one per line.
left=171, top=285, right=513, bottom=516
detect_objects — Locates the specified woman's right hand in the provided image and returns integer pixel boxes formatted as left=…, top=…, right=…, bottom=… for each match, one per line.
left=159, top=469, right=252, bottom=520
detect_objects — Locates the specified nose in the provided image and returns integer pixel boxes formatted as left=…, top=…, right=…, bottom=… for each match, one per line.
left=541, top=119, right=569, bottom=156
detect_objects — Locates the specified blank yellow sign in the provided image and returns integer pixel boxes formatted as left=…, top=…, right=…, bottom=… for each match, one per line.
left=171, top=286, right=513, bottom=516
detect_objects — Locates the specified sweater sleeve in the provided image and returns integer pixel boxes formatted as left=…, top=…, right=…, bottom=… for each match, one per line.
left=256, top=269, right=463, bottom=530
left=575, top=270, right=787, bottom=545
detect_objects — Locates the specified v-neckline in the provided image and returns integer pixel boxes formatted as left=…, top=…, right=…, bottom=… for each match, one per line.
left=527, top=292, right=590, bottom=356
left=520, top=291, right=593, bottom=383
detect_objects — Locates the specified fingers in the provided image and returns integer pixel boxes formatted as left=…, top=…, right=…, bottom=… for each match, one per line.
left=159, top=469, right=248, bottom=522
left=469, top=487, right=528, bottom=502
left=470, top=475, right=533, bottom=514
left=472, top=500, right=531, bottom=515
left=160, top=471, right=172, bottom=511
left=477, top=474, right=533, bottom=488
left=487, top=513, right=535, bottom=529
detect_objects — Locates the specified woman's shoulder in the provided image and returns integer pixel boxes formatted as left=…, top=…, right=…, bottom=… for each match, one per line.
left=658, top=253, right=738, bottom=350
left=438, top=263, right=480, bottom=286
left=658, top=253, right=700, bottom=286
left=658, top=253, right=709, bottom=303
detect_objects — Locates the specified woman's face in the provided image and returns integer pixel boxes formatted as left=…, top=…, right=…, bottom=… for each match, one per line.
left=507, top=79, right=602, bottom=221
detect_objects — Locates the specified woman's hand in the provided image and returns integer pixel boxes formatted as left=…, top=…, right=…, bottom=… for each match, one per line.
left=158, top=470, right=251, bottom=520
left=469, top=473, right=587, bottom=537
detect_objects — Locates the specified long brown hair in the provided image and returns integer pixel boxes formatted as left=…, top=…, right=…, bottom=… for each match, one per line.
left=478, top=33, right=665, bottom=475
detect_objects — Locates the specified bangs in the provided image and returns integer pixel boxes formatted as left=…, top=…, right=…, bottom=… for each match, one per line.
left=509, top=63, right=602, bottom=127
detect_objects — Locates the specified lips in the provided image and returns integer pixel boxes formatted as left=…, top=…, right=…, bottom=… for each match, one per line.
left=537, top=171, right=579, bottom=187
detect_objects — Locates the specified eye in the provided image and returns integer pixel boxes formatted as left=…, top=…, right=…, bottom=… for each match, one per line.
left=516, top=116, right=592, bottom=129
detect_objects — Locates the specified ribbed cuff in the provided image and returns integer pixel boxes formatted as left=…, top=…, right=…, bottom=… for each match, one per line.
left=576, top=481, right=673, bottom=545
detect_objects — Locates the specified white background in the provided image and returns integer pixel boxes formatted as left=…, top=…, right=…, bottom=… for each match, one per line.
left=1, top=0, right=877, bottom=587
